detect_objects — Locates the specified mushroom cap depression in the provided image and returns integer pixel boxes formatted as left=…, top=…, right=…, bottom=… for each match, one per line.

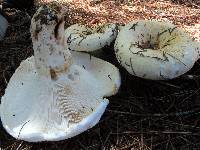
left=114, top=20, right=200, bottom=80
left=0, top=5, right=121, bottom=142
left=65, top=23, right=118, bottom=52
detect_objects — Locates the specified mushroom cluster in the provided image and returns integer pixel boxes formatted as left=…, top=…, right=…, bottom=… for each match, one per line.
left=114, top=20, right=200, bottom=80
left=1, top=2, right=200, bottom=143
left=0, top=5, right=121, bottom=142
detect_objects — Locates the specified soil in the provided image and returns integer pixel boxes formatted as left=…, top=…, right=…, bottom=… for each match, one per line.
left=0, top=0, right=200, bottom=149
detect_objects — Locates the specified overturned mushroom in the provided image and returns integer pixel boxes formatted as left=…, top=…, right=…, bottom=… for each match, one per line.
left=65, top=23, right=118, bottom=52
left=114, top=20, right=200, bottom=80
left=0, top=5, right=121, bottom=142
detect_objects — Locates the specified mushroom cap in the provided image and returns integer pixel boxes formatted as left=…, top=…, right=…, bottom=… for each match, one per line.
left=114, top=20, right=199, bottom=80
left=0, top=51, right=120, bottom=142
left=65, top=23, right=118, bottom=52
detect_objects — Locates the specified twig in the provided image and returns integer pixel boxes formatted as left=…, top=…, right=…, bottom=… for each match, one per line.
left=107, top=108, right=200, bottom=117
left=18, top=120, right=31, bottom=138
left=111, top=131, right=200, bottom=135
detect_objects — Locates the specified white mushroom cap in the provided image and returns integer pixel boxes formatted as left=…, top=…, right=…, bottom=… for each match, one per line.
left=115, top=20, right=199, bottom=80
left=0, top=5, right=121, bottom=142
left=65, top=23, right=118, bottom=52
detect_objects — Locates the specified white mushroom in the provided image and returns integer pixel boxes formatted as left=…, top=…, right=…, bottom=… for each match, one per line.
left=65, top=23, right=118, bottom=52
left=0, top=5, right=121, bottom=142
left=114, top=20, right=200, bottom=80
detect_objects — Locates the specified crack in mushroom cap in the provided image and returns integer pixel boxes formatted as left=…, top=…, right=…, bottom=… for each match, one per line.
left=114, top=20, right=199, bottom=80
left=0, top=5, right=121, bottom=142
left=65, top=23, right=118, bottom=52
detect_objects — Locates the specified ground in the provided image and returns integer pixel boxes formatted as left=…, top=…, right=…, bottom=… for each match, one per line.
left=0, top=0, right=200, bottom=149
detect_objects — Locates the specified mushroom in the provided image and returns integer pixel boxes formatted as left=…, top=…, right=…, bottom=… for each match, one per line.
left=0, top=5, right=121, bottom=142
left=65, top=23, right=118, bottom=52
left=114, top=20, right=200, bottom=80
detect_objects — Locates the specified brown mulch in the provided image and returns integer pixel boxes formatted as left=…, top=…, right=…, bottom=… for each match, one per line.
left=0, top=0, right=200, bottom=150
left=49, top=0, right=200, bottom=41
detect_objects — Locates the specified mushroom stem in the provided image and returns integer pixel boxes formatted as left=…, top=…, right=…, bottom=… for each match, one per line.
left=30, top=5, right=72, bottom=80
